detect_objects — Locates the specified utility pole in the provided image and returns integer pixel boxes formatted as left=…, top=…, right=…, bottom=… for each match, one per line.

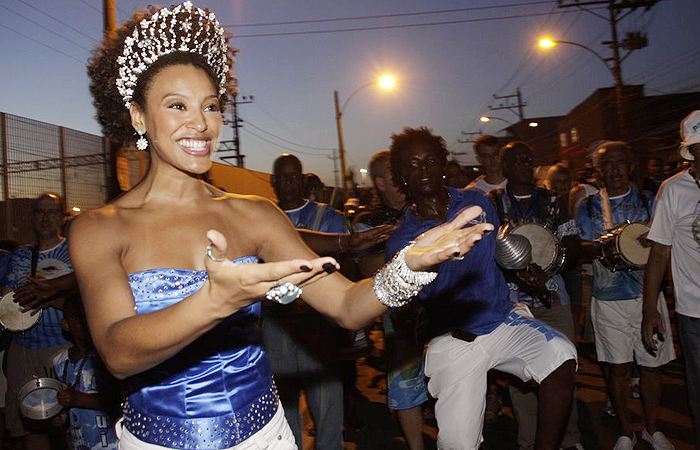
left=219, top=94, right=253, bottom=167
left=489, top=88, right=526, bottom=121
left=557, top=0, right=656, bottom=139
left=103, top=0, right=121, bottom=200
left=328, top=148, right=340, bottom=189
left=334, top=90, right=349, bottom=197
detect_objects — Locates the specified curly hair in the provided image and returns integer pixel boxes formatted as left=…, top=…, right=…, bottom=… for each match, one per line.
left=87, top=4, right=236, bottom=145
left=389, top=126, right=449, bottom=195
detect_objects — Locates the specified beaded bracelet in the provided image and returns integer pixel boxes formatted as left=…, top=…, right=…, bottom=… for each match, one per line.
left=373, top=242, right=437, bottom=308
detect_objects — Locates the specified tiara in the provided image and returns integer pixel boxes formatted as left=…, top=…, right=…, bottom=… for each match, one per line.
left=116, top=1, right=230, bottom=109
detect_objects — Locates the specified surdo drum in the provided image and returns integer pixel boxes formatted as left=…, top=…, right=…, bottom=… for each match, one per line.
left=510, top=223, right=566, bottom=275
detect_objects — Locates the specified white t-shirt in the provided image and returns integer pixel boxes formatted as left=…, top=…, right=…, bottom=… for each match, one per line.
left=466, top=176, right=507, bottom=195
left=647, top=170, right=700, bottom=318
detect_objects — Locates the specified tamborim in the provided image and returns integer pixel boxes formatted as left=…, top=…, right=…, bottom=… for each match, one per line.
left=0, top=291, right=40, bottom=332
left=511, top=223, right=566, bottom=275
left=597, top=221, right=650, bottom=272
left=18, top=377, right=63, bottom=420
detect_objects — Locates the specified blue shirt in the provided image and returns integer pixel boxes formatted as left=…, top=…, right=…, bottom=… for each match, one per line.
left=386, top=188, right=512, bottom=338
left=283, top=200, right=349, bottom=233
left=4, top=239, right=72, bottom=349
left=575, top=187, right=654, bottom=300
left=53, top=349, right=118, bottom=450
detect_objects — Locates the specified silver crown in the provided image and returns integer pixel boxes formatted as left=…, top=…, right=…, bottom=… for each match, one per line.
left=115, top=1, right=230, bottom=109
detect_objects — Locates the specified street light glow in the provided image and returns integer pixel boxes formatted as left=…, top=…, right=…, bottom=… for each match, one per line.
left=378, top=75, right=395, bottom=90
left=480, top=116, right=491, bottom=123
left=538, top=38, right=556, bottom=49
left=529, top=122, right=539, bottom=128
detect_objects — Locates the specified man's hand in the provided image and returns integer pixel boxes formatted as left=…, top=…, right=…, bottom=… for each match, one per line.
left=57, top=384, right=79, bottom=408
left=347, top=224, right=395, bottom=252
left=642, top=305, right=665, bottom=356
left=13, top=277, right=62, bottom=314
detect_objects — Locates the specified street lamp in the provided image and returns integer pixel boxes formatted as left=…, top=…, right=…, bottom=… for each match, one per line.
left=480, top=116, right=513, bottom=125
left=538, top=36, right=625, bottom=138
left=334, top=75, right=396, bottom=197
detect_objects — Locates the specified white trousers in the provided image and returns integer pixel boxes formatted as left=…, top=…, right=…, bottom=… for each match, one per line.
left=425, top=306, right=577, bottom=450
left=116, top=402, right=297, bottom=450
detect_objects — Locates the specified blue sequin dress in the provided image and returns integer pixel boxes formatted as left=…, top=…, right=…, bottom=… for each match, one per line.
left=122, top=257, right=279, bottom=449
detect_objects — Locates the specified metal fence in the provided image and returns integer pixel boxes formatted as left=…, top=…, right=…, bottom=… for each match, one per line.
left=0, top=112, right=108, bottom=244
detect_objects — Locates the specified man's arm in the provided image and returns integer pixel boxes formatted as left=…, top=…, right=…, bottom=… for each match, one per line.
left=641, top=242, right=671, bottom=354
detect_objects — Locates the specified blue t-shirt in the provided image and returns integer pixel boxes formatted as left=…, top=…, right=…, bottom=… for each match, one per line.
left=53, top=349, right=118, bottom=450
left=386, top=188, right=512, bottom=338
left=4, top=239, right=72, bottom=349
left=283, top=200, right=349, bottom=234
left=575, top=187, right=654, bottom=300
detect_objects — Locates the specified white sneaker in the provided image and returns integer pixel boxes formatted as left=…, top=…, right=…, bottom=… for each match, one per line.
left=641, top=429, right=675, bottom=450
left=613, top=434, right=637, bottom=450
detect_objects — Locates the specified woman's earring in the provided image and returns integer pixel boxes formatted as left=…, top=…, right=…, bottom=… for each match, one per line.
left=136, top=131, right=148, bottom=151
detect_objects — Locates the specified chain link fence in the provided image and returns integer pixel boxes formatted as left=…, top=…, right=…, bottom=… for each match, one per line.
left=0, top=112, right=109, bottom=244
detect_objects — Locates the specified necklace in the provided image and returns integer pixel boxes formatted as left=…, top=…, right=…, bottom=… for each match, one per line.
left=61, top=352, right=88, bottom=391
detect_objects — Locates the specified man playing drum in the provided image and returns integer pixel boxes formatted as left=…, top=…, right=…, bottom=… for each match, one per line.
left=489, top=142, right=583, bottom=450
left=575, top=142, right=676, bottom=450
left=2, top=193, right=78, bottom=450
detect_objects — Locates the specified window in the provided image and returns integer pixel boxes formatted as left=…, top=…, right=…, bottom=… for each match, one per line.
left=571, top=127, right=579, bottom=144
left=560, top=132, right=568, bottom=148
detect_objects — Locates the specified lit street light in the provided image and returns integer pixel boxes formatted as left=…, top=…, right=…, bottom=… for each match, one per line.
left=480, top=116, right=513, bottom=126
left=334, top=75, right=395, bottom=197
left=529, top=122, right=539, bottom=128
left=538, top=36, right=626, bottom=138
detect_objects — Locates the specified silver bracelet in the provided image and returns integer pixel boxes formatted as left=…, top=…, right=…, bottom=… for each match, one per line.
left=373, top=243, right=437, bottom=308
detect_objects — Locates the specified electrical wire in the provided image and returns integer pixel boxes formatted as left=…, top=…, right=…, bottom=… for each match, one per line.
left=242, top=120, right=334, bottom=152
left=0, top=23, right=84, bottom=64
left=230, top=8, right=606, bottom=39
left=241, top=128, right=329, bottom=157
left=0, top=3, right=91, bottom=52
left=14, top=0, right=97, bottom=42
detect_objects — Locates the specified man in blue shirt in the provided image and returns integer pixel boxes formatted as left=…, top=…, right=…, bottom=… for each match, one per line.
left=387, top=127, right=576, bottom=450
left=2, top=193, right=78, bottom=450
left=576, top=141, right=676, bottom=450
left=489, top=142, right=583, bottom=450
left=263, top=154, right=349, bottom=449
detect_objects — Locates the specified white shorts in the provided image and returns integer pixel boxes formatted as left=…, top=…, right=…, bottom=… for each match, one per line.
left=425, top=305, right=577, bottom=450
left=591, top=293, right=676, bottom=367
left=116, top=402, right=296, bottom=450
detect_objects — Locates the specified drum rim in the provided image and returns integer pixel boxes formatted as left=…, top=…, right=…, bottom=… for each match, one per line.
left=0, top=291, right=41, bottom=332
left=511, top=223, right=560, bottom=271
left=18, top=377, right=63, bottom=420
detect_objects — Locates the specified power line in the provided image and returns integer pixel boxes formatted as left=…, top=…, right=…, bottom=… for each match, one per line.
left=242, top=120, right=334, bottom=153
left=0, top=3, right=91, bottom=52
left=226, top=1, right=555, bottom=28
left=230, top=8, right=606, bottom=39
left=15, top=0, right=97, bottom=42
left=241, top=128, right=329, bottom=157
left=0, top=22, right=84, bottom=64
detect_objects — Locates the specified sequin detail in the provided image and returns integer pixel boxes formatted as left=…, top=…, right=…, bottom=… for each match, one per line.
left=122, top=384, right=279, bottom=449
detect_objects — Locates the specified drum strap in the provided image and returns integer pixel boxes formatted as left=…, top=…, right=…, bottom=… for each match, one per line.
left=30, top=246, right=39, bottom=278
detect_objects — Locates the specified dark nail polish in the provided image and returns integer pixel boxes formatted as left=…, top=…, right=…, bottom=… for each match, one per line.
left=322, top=262, right=338, bottom=274
left=300, top=265, right=312, bottom=272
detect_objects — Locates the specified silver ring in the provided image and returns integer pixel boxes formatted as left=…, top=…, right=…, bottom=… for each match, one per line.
left=451, top=243, right=464, bottom=261
left=266, top=282, right=302, bottom=305
left=206, top=244, right=226, bottom=262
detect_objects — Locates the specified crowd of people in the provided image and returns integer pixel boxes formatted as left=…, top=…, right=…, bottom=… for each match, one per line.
left=0, top=2, right=697, bottom=450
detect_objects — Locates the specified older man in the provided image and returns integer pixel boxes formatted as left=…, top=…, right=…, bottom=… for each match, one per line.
left=575, top=142, right=675, bottom=450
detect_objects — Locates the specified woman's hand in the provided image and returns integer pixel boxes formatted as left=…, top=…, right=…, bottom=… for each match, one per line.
left=405, top=206, right=494, bottom=271
left=204, top=230, right=340, bottom=315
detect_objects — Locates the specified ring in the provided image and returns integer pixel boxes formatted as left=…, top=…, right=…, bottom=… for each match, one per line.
left=206, top=244, right=226, bottom=262
left=266, top=282, right=302, bottom=305
left=451, top=243, right=464, bottom=261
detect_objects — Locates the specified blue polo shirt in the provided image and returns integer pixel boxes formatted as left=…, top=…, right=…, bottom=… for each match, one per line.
left=575, top=187, right=654, bottom=300
left=386, top=188, right=512, bottom=339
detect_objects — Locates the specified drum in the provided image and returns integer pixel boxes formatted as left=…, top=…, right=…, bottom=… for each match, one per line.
left=511, top=223, right=566, bottom=275
left=0, top=291, right=41, bottom=332
left=597, top=221, right=650, bottom=272
left=18, top=377, right=63, bottom=420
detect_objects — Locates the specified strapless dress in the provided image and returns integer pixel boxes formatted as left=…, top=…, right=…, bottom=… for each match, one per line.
left=122, top=257, right=278, bottom=449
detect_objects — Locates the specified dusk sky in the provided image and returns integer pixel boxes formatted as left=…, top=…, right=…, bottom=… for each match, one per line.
left=1, top=0, right=698, bottom=186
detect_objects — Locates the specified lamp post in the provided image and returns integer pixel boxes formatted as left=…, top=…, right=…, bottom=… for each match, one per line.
left=334, top=76, right=395, bottom=198
left=538, top=37, right=626, bottom=139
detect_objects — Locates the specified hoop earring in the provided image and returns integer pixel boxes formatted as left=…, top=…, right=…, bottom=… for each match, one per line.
left=136, top=131, right=148, bottom=151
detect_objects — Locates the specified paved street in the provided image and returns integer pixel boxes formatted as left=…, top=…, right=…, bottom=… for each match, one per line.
left=300, top=308, right=694, bottom=449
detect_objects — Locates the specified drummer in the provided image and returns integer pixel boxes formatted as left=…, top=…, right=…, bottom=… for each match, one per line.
left=575, top=141, right=676, bottom=450
left=1, top=192, right=78, bottom=450
left=488, top=141, right=583, bottom=450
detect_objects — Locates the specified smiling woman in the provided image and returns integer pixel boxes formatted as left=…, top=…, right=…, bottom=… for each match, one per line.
left=71, top=3, right=494, bottom=449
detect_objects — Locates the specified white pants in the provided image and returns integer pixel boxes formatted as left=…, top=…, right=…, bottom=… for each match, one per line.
left=425, top=306, right=577, bottom=450
left=116, top=402, right=297, bottom=450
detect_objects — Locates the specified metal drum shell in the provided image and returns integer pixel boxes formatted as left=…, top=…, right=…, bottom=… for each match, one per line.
left=18, top=377, right=63, bottom=420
